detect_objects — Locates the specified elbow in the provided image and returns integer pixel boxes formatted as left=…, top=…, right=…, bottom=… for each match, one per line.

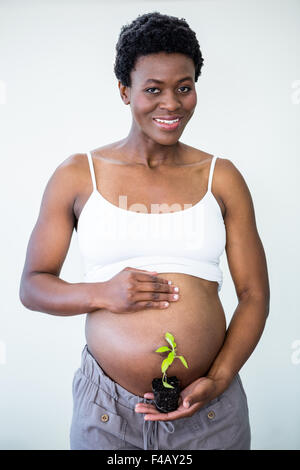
left=255, top=288, right=270, bottom=319
left=264, top=299, right=270, bottom=319
left=19, top=283, right=30, bottom=309
left=19, top=278, right=35, bottom=311
left=239, top=287, right=270, bottom=319
left=260, top=288, right=270, bottom=319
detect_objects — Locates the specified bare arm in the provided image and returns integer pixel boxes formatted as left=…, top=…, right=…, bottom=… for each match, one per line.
left=206, top=158, right=270, bottom=387
left=19, top=154, right=106, bottom=316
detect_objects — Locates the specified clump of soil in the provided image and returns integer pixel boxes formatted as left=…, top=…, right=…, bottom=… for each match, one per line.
left=152, top=376, right=180, bottom=413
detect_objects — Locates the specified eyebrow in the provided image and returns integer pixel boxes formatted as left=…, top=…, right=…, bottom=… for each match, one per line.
left=143, top=76, right=193, bottom=85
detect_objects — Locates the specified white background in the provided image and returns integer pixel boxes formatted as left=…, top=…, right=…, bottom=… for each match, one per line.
left=0, top=0, right=299, bottom=450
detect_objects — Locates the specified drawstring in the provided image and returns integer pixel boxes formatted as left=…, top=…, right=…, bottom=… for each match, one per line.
left=143, top=418, right=175, bottom=450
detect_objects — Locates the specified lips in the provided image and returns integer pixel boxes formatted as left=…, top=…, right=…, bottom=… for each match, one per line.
left=153, top=115, right=183, bottom=121
left=153, top=116, right=182, bottom=131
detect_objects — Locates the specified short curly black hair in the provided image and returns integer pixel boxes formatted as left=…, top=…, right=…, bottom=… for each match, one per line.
left=113, top=11, right=204, bottom=87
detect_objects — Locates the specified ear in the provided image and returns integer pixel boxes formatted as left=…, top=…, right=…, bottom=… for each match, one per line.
left=118, top=81, right=130, bottom=105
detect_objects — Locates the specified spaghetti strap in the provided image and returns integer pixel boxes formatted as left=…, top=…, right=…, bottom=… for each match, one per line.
left=207, top=155, right=218, bottom=193
left=86, top=151, right=97, bottom=191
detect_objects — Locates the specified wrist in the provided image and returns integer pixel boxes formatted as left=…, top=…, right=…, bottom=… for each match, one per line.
left=206, top=365, right=236, bottom=390
left=86, top=281, right=109, bottom=312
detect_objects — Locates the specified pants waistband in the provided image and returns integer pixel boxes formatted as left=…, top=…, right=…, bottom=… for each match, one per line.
left=79, top=344, right=156, bottom=410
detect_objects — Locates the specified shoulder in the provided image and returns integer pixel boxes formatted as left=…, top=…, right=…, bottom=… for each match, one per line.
left=42, top=153, right=90, bottom=208
left=214, top=157, right=244, bottom=179
left=214, top=157, right=250, bottom=196
left=54, top=152, right=90, bottom=185
left=214, top=157, right=253, bottom=218
left=57, top=152, right=88, bottom=172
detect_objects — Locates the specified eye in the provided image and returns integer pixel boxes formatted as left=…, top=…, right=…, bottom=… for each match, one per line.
left=145, top=87, right=160, bottom=94
left=178, top=86, right=191, bottom=93
left=145, top=86, right=191, bottom=94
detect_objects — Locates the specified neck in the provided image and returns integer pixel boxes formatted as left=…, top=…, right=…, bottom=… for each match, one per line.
left=120, top=127, right=183, bottom=168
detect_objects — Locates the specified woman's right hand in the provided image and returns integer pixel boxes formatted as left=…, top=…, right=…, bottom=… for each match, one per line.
left=100, top=267, right=180, bottom=313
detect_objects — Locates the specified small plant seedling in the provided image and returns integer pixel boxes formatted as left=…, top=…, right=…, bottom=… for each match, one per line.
left=155, top=332, right=188, bottom=389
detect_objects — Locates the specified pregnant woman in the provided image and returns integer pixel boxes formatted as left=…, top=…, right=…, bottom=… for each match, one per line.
left=19, top=12, right=270, bottom=450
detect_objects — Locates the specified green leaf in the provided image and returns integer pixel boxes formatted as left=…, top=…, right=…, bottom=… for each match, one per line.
left=165, top=332, right=175, bottom=348
left=161, top=351, right=175, bottom=373
left=161, top=358, right=170, bottom=373
left=163, top=381, right=174, bottom=389
left=177, top=355, right=189, bottom=368
left=165, top=332, right=175, bottom=343
left=155, top=346, right=171, bottom=353
left=167, top=351, right=175, bottom=365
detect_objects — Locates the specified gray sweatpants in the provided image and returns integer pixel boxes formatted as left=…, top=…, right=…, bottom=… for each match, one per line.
left=70, top=345, right=251, bottom=450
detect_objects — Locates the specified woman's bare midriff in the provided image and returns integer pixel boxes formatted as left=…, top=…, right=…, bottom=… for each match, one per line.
left=85, top=273, right=226, bottom=397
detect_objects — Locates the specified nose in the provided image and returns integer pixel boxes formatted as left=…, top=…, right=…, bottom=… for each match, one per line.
left=159, top=90, right=181, bottom=112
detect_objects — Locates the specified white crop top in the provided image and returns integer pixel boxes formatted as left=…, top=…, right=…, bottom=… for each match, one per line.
left=76, top=152, right=226, bottom=292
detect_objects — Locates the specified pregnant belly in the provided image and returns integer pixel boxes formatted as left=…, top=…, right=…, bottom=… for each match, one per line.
left=85, top=273, right=227, bottom=397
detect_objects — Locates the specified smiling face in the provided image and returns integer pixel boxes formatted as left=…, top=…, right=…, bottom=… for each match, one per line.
left=119, top=52, right=197, bottom=145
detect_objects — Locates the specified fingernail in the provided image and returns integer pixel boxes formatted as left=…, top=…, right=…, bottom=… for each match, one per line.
left=184, top=401, right=190, bottom=408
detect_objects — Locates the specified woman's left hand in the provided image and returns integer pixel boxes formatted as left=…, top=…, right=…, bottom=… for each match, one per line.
left=134, top=376, right=228, bottom=422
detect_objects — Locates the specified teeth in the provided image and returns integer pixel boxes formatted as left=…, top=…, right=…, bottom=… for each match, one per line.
left=155, top=118, right=179, bottom=124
